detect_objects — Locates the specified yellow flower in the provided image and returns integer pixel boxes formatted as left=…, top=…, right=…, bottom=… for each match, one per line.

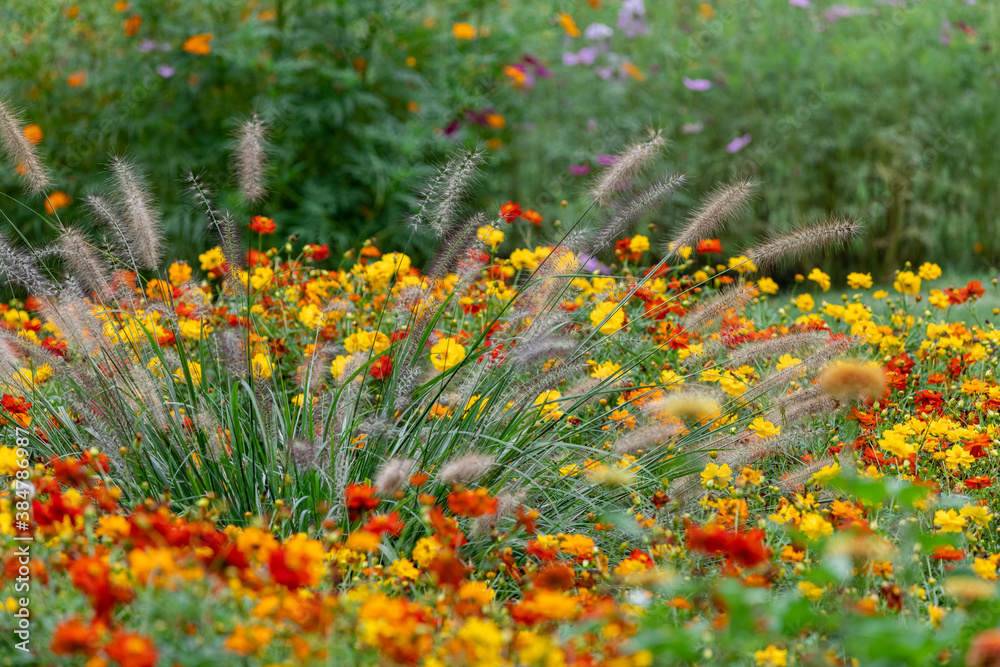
left=199, top=246, right=225, bottom=271
left=477, top=226, right=504, bottom=249
left=388, top=558, right=420, bottom=580
left=557, top=533, right=594, bottom=557
left=178, top=318, right=211, bottom=340
left=878, top=430, right=915, bottom=459
left=174, top=361, right=203, bottom=386
left=330, top=355, right=355, bottom=381
left=757, top=277, right=779, bottom=295
left=628, top=235, right=650, bottom=254
left=944, top=443, right=974, bottom=470
left=755, top=645, right=788, bottom=667
left=590, top=301, right=625, bottom=335
left=590, top=361, right=621, bottom=379
left=918, top=262, right=942, bottom=280
left=893, top=271, right=921, bottom=295
left=872, top=289, right=888, bottom=299
left=749, top=417, right=780, bottom=439
left=934, top=509, right=966, bottom=533
left=509, top=248, right=538, bottom=271
left=960, top=504, right=993, bottom=526
left=798, top=513, right=833, bottom=540
left=807, top=268, right=831, bottom=292
left=557, top=12, right=580, bottom=37
left=798, top=581, right=824, bottom=601
left=793, top=293, right=814, bottom=313
left=727, top=255, right=757, bottom=273
left=298, top=303, right=323, bottom=329
left=847, top=272, right=873, bottom=289
left=344, top=330, right=391, bottom=355
left=430, top=337, right=466, bottom=372
left=775, top=354, right=801, bottom=372
left=168, top=261, right=192, bottom=286
left=809, top=463, right=841, bottom=485
left=251, top=353, right=272, bottom=380
left=928, top=605, right=946, bottom=627
left=452, top=22, right=476, bottom=39
left=700, top=462, right=733, bottom=488
left=973, top=558, right=998, bottom=581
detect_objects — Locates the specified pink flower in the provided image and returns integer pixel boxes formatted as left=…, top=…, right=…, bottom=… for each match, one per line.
left=789, top=0, right=810, bottom=7
left=682, top=77, right=713, bottom=91
left=726, top=134, right=752, bottom=153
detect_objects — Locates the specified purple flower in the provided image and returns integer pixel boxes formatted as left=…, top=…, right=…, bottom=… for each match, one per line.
left=443, top=119, right=462, bottom=136
left=156, top=65, right=175, bottom=78
left=597, top=154, right=619, bottom=165
left=618, top=0, right=649, bottom=39
left=138, top=39, right=158, bottom=53
left=726, top=134, right=752, bottom=153
left=584, top=23, right=614, bottom=40
left=521, top=54, right=552, bottom=78
left=788, top=0, right=810, bottom=6
left=578, top=254, right=612, bottom=275
left=577, top=47, right=598, bottom=66
left=681, top=122, right=704, bottom=135
left=568, top=164, right=591, bottom=176
left=682, top=77, right=713, bottom=91
left=562, top=51, right=580, bottom=66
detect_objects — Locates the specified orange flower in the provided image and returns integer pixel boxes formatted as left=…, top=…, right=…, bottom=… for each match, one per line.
left=248, top=215, right=276, bottom=234
left=104, top=632, right=158, bottom=667
left=22, top=124, right=42, bottom=145
left=183, top=33, right=213, bottom=55
left=557, top=13, right=580, bottom=37
left=67, top=71, right=87, bottom=87
left=45, top=191, right=72, bottom=214
left=447, top=488, right=498, bottom=518
left=113, top=0, right=130, bottom=11
left=50, top=617, right=101, bottom=657
left=344, top=482, right=380, bottom=520
left=452, top=22, right=477, bottom=39
left=522, top=209, right=543, bottom=226
left=124, top=15, right=142, bottom=36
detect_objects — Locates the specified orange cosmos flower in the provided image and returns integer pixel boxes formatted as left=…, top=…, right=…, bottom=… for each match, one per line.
left=248, top=215, right=276, bottom=234
left=124, top=15, right=142, bottom=36
left=50, top=617, right=101, bottom=657
left=22, top=124, right=42, bottom=144
left=45, top=190, right=72, bottom=214
left=447, top=488, right=498, bottom=518
left=452, top=22, right=476, bottom=39
left=104, top=632, right=158, bottom=667
left=67, top=71, right=87, bottom=87
left=183, top=33, right=213, bottom=55
left=522, top=209, right=543, bottom=226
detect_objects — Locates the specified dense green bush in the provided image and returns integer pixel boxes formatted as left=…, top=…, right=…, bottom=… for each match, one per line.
left=2, top=0, right=997, bottom=277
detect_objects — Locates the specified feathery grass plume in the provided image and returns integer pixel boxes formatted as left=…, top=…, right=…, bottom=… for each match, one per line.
left=664, top=176, right=756, bottom=257
left=681, top=283, right=755, bottom=331
left=590, top=129, right=666, bottom=204
left=818, top=359, right=887, bottom=401
left=58, top=227, right=111, bottom=299
left=108, top=156, right=162, bottom=271
left=0, top=232, right=55, bottom=297
left=472, top=490, right=525, bottom=537
left=588, top=465, right=637, bottom=488
left=716, top=427, right=808, bottom=473
left=591, top=173, right=685, bottom=252
left=425, top=212, right=486, bottom=278
left=233, top=113, right=268, bottom=205
left=412, top=147, right=485, bottom=238
left=745, top=216, right=862, bottom=271
left=0, top=98, right=49, bottom=194
left=778, top=456, right=839, bottom=494
left=613, top=422, right=682, bottom=456
left=508, top=333, right=575, bottom=371
left=650, top=390, right=721, bottom=422
left=726, top=331, right=826, bottom=367
left=506, top=360, right=586, bottom=413
left=38, top=292, right=103, bottom=354
left=374, top=457, right=415, bottom=496
left=767, top=386, right=836, bottom=426
left=125, top=361, right=168, bottom=434
left=185, top=172, right=243, bottom=274
left=83, top=194, right=139, bottom=273
left=438, top=453, right=493, bottom=486
left=288, top=437, right=327, bottom=472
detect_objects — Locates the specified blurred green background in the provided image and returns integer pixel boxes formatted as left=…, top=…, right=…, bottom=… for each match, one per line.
left=1, top=0, right=997, bottom=279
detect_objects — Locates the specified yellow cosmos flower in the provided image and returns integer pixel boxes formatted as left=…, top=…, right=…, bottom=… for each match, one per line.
left=757, top=277, right=779, bottom=295
left=590, top=301, right=625, bottom=335
left=700, top=462, right=732, bottom=488
left=847, top=272, right=873, bottom=289
left=430, top=337, right=466, bottom=372
left=893, top=271, right=921, bottom=295
left=807, top=268, right=831, bottom=292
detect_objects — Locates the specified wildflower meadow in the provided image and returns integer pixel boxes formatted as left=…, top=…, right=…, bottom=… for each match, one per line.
left=3, top=2, right=1000, bottom=667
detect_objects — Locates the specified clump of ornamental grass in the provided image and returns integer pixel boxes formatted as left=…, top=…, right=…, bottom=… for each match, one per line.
left=0, top=102, right=868, bottom=552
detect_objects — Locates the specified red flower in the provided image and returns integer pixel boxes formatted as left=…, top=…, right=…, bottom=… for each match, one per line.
left=499, top=201, right=522, bottom=223
left=913, top=390, right=944, bottom=413
left=104, top=631, right=158, bottom=667
left=369, top=355, right=393, bottom=379
left=526, top=538, right=558, bottom=560
left=930, top=545, right=965, bottom=561
left=362, top=511, right=405, bottom=536
left=686, top=522, right=770, bottom=568
left=305, top=243, right=331, bottom=262
left=248, top=215, right=276, bottom=234
left=50, top=617, right=101, bottom=657
left=522, top=209, right=543, bottom=226
left=966, top=476, right=993, bottom=490
left=696, top=238, right=722, bottom=254
left=344, top=483, right=380, bottom=521
left=447, top=488, right=499, bottom=518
